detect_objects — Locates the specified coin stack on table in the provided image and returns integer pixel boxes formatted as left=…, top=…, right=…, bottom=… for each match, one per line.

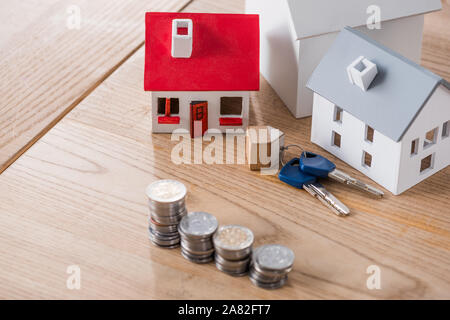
left=146, top=180, right=187, bottom=249
left=249, top=244, right=295, bottom=289
left=213, top=225, right=254, bottom=277
left=178, top=212, right=218, bottom=263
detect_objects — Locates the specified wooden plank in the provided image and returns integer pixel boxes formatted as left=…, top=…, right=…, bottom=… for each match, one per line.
left=0, top=0, right=449, bottom=299
left=422, top=0, right=450, bottom=80
left=0, top=0, right=191, bottom=173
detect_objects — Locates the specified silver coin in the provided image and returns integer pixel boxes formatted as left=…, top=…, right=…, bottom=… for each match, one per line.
left=181, top=249, right=214, bottom=264
left=249, top=274, right=287, bottom=290
left=181, top=247, right=215, bottom=259
left=250, top=260, right=292, bottom=277
left=149, top=220, right=178, bottom=234
left=249, top=266, right=286, bottom=283
left=181, top=236, right=214, bottom=246
left=181, top=240, right=214, bottom=254
left=145, top=179, right=187, bottom=203
left=182, top=246, right=214, bottom=257
left=151, top=236, right=181, bottom=244
left=214, top=254, right=250, bottom=269
left=180, top=235, right=214, bottom=246
left=149, top=227, right=179, bottom=239
left=215, top=261, right=249, bottom=274
left=181, top=243, right=215, bottom=256
left=150, top=232, right=180, bottom=243
left=215, top=262, right=248, bottom=277
left=179, top=230, right=215, bottom=243
left=148, top=232, right=180, bottom=248
left=178, top=212, right=218, bottom=239
left=148, top=201, right=187, bottom=217
left=151, top=210, right=186, bottom=225
left=253, top=244, right=295, bottom=272
left=215, top=246, right=252, bottom=261
left=249, top=267, right=288, bottom=283
left=149, top=225, right=178, bottom=236
left=149, top=239, right=180, bottom=249
left=213, top=225, right=254, bottom=251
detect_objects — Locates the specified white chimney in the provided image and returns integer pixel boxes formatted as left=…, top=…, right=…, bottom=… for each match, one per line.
left=347, top=56, right=378, bottom=91
left=171, top=19, right=193, bottom=58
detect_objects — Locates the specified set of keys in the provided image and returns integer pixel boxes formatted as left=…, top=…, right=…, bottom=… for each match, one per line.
left=278, top=145, right=384, bottom=216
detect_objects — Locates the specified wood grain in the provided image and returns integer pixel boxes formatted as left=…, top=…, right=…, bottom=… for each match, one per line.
left=0, top=0, right=449, bottom=299
left=423, top=0, right=450, bottom=79
left=0, top=0, right=191, bottom=173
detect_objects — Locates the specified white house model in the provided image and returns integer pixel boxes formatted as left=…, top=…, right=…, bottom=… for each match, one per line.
left=144, top=13, right=260, bottom=138
left=245, top=0, right=442, bottom=118
left=307, top=27, right=450, bottom=195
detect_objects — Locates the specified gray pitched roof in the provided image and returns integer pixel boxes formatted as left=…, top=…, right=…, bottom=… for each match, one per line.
left=306, top=27, right=450, bottom=142
left=287, top=0, right=442, bottom=40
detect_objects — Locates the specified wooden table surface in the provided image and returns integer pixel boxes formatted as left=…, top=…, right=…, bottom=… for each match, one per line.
left=0, top=0, right=449, bottom=299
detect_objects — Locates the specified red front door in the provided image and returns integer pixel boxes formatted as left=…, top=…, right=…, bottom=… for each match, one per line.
left=190, top=101, right=208, bottom=138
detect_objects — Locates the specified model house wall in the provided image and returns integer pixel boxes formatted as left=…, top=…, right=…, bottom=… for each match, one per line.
left=245, top=0, right=299, bottom=114
left=151, top=91, right=249, bottom=133
left=246, top=0, right=442, bottom=119
left=310, top=93, right=401, bottom=193
left=397, top=85, right=450, bottom=194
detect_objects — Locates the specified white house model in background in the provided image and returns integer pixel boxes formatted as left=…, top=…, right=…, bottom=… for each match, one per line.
left=245, top=0, right=442, bottom=118
left=144, top=13, right=260, bottom=138
left=307, top=27, right=450, bottom=195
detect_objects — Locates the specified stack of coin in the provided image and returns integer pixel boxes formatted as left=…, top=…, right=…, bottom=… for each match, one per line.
left=249, top=244, right=295, bottom=289
left=146, top=180, right=187, bottom=248
left=179, top=212, right=218, bottom=263
left=213, top=225, right=254, bottom=277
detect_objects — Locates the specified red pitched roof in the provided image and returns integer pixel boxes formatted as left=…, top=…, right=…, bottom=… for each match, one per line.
left=144, top=13, right=260, bottom=92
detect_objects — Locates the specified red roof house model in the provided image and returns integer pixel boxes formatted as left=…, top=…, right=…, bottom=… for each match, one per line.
left=145, top=13, right=259, bottom=137
left=144, top=13, right=260, bottom=91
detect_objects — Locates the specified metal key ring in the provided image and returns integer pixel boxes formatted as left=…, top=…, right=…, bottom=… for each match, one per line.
left=280, top=144, right=306, bottom=166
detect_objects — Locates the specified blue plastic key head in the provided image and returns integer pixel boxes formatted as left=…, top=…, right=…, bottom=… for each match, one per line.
left=299, top=152, right=336, bottom=178
left=279, top=158, right=317, bottom=189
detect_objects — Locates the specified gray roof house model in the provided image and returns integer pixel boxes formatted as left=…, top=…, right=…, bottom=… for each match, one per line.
left=246, top=0, right=442, bottom=118
left=307, top=27, right=450, bottom=195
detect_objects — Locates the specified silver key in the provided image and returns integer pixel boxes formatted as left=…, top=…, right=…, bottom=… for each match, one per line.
left=328, top=169, right=384, bottom=198
left=298, top=151, right=385, bottom=198
left=303, top=182, right=350, bottom=216
left=279, top=157, right=351, bottom=217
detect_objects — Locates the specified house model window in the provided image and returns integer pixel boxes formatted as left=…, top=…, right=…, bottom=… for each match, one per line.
left=220, top=97, right=243, bottom=115
left=157, top=98, right=180, bottom=125
left=420, top=154, right=434, bottom=173
left=177, top=26, right=188, bottom=35
left=219, top=97, right=243, bottom=126
left=362, top=151, right=372, bottom=168
left=157, top=98, right=179, bottom=115
left=442, top=120, right=449, bottom=138
left=365, top=125, right=374, bottom=143
left=423, top=127, right=438, bottom=148
left=410, top=138, right=419, bottom=156
left=334, top=106, right=343, bottom=123
left=332, top=131, right=341, bottom=148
